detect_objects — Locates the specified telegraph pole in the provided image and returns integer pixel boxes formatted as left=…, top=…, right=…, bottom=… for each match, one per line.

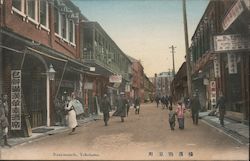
left=182, top=0, right=192, bottom=97
left=169, top=45, right=176, bottom=76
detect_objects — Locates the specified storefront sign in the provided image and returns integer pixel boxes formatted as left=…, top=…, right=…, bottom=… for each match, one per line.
left=214, top=34, right=250, bottom=52
left=210, top=81, right=216, bottom=106
left=213, top=55, right=221, bottom=78
left=11, top=70, right=22, bottom=130
left=84, top=82, right=93, bottom=90
left=109, top=75, right=122, bottom=83
left=222, top=0, right=244, bottom=31
left=227, top=53, right=238, bottom=74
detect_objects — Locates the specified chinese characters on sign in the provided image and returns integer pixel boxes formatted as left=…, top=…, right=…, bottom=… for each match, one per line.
left=214, top=34, right=250, bottom=52
left=227, top=53, right=238, bottom=74
left=213, top=55, right=221, bottom=78
left=210, top=81, right=216, bottom=107
left=11, top=70, right=22, bottom=130
left=148, top=151, right=194, bottom=158
left=222, top=0, right=244, bottom=31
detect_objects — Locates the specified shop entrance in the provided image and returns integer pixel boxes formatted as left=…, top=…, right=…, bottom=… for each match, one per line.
left=22, top=54, right=47, bottom=128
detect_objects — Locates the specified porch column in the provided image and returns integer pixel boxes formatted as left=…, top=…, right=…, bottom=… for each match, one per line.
left=46, top=75, right=50, bottom=127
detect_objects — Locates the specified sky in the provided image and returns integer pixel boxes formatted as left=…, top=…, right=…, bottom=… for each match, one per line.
left=72, top=0, right=209, bottom=77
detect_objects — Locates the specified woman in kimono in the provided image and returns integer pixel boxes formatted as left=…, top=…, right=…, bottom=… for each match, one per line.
left=176, top=101, right=186, bottom=129
left=65, top=92, right=78, bottom=134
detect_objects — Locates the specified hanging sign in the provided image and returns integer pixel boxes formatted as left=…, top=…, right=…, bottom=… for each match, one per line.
left=214, top=34, right=250, bottom=52
left=210, top=81, right=216, bottom=106
left=227, top=53, right=238, bottom=74
left=213, top=55, right=221, bottom=78
left=11, top=70, right=22, bottom=130
left=109, top=75, right=122, bottom=83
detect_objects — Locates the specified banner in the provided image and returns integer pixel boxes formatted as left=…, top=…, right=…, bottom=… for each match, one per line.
left=227, top=53, right=237, bottom=74
left=11, top=70, right=22, bottom=130
left=213, top=55, right=221, bottom=78
left=210, top=81, right=216, bottom=106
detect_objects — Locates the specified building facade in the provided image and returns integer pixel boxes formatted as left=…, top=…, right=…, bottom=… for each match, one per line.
left=190, top=0, right=249, bottom=123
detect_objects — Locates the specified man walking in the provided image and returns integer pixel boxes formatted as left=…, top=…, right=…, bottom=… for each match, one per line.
left=216, top=91, right=226, bottom=127
left=190, top=93, right=201, bottom=125
left=101, top=94, right=111, bottom=126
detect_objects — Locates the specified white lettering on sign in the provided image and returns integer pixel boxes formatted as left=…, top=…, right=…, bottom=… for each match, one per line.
left=109, top=75, right=122, bottom=83
left=11, top=70, right=22, bottom=130
left=214, top=34, right=250, bottom=52
left=227, top=53, right=238, bottom=74
left=222, top=0, right=244, bottom=31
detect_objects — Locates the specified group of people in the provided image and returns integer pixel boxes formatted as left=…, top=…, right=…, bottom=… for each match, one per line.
left=100, top=93, right=141, bottom=126
left=155, top=95, right=173, bottom=109
left=167, top=91, right=226, bottom=131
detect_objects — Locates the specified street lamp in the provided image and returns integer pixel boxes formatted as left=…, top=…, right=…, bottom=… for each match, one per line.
left=48, top=64, right=56, bottom=81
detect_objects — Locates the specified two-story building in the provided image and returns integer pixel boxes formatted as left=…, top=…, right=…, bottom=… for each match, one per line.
left=0, top=0, right=93, bottom=134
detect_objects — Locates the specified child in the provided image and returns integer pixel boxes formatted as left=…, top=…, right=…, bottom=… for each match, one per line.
left=168, top=106, right=176, bottom=130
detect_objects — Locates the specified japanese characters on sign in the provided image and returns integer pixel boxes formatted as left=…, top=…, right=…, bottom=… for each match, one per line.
left=213, top=55, right=221, bottom=78
left=109, top=75, right=122, bottom=83
left=227, top=53, right=238, bottom=74
left=222, top=0, right=244, bottom=31
left=214, top=34, right=250, bottom=52
left=210, top=81, right=216, bottom=106
left=11, top=70, right=22, bottom=130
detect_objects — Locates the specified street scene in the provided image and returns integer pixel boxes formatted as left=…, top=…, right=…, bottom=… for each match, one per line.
left=0, top=0, right=249, bottom=160
left=1, top=103, right=249, bottom=160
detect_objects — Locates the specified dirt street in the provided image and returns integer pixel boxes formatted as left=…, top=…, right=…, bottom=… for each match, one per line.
left=1, top=103, right=249, bottom=160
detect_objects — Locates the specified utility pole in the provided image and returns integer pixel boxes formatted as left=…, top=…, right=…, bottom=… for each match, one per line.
left=182, top=0, right=192, bottom=98
left=169, top=45, right=176, bottom=76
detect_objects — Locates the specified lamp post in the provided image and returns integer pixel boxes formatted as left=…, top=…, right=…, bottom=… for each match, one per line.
left=47, top=64, right=56, bottom=127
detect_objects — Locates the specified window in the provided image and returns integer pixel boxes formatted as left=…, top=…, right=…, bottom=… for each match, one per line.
left=12, top=0, right=22, bottom=11
left=54, top=7, right=59, bottom=34
left=61, top=14, right=67, bottom=39
left=39, top=0, right=47, bottom=27
left=27, top=0, right=36, bottom=20
left=69, top=20, right=74, bottom=43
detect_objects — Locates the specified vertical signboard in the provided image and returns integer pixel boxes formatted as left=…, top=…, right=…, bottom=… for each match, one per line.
left=11, top=70, right=22, bottom=130
left=213, top=55, right=221, bottom=78
left=227, top=53, right=237, bottom=74
left=210, top=81, right=216, bottom=107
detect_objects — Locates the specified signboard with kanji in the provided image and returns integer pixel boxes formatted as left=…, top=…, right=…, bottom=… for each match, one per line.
left=214, top=34, right=250, bottom=52
left=109, top=75, right=122, bottom=83
left=213, top=55, right=221, bottom=78
left=227, top=53, right=238, bottom=74
left=11, top=70, right=22, bottom=130
left=210, top=81, right=216, bottom=106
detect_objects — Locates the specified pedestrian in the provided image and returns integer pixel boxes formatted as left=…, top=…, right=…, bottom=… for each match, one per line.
left=65, top=92, right=78, bottom=134
left=113, top=92, right=127, bottom=122
left=216, top=91, right=226, bottom=127
left=0, top=95, right=11, bottom=147
left=101, top=94, right=111, bottom=126
left=126, top=98, right=130, bottom=116
left=176, top=101, right=186, bottom=129
left=168, top=95, right=173, bottom=108
left=165, top=95, right=169, bottom=109
left=134, top=97, right=140, bottom=115
left=168, top=106, right=176, bottom=130
left=155, top=95, right=160, bottom=108
left=161, top=96, right=166, bottom=109
left=190, top=93, right=201, bottom=125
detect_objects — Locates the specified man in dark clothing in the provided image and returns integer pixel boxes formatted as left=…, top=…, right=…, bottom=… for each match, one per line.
left=134, top=97, right=140, bottom=114
left=113, top=93, right=127, bottom=122
left=216, top=92, right=226, bottom=127
left=190, top=93, right=201, bottom=125
left=101, top=94, right=111, bottom=126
